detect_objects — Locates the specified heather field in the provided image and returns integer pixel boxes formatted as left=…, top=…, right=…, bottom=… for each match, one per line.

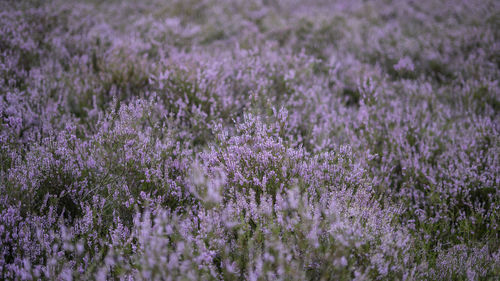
left=1, top=0, right=499, bottom=280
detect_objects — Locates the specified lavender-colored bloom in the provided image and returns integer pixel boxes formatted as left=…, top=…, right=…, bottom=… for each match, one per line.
left=1, top=0, right=498, bottom=279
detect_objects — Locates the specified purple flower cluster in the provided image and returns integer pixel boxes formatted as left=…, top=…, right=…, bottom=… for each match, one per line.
left=1, top=0, right=499, bottom=279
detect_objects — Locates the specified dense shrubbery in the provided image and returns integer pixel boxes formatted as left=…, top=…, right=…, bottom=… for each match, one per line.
left=1, top=0, right=499, bottom=279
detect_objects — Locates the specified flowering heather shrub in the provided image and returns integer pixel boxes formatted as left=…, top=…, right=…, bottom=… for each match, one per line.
left=1, top=0, right=499, bottom=280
